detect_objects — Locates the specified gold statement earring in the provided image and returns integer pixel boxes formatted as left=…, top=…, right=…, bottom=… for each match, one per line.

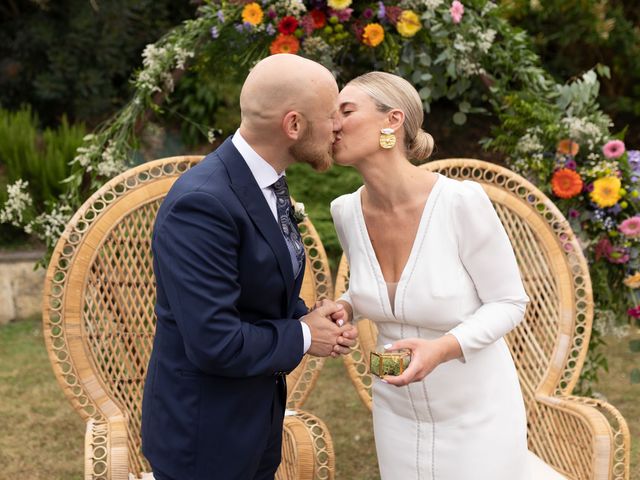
left=379, top=128, right=396, bottom=149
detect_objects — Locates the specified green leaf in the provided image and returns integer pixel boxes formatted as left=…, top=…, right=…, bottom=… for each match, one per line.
left=459, top=101, right=471, bottom=113
left=418, top=86, right=432, bottom=100
left=630, top=340, right=640, bottom=353
left=631, top=368, right=640, bottom=384
left=453, top=112, right=467, bottom=125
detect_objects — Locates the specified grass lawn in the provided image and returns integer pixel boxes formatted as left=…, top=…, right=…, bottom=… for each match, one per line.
left=0, top=317, right=637, bottom=479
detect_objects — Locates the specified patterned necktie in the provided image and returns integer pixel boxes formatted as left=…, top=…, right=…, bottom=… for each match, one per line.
left=271, top=176, right=305, bottom=278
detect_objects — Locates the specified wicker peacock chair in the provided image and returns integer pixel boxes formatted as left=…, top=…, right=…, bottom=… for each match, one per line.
left=42, top=156, right=335, bottom=480
left=336, top=159, right=631, bottom=480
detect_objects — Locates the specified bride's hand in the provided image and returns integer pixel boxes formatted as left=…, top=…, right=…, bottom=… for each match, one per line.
left=382, top=335, right=463, bottom=386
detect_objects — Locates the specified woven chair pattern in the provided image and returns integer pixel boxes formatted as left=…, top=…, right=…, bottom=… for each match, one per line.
left=43, top=156, right=334, bottom=480
left=338, top=159, right=630, bottom=480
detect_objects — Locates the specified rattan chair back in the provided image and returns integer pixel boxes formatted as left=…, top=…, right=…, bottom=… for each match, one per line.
left=43, top=156, right=332, bottom=477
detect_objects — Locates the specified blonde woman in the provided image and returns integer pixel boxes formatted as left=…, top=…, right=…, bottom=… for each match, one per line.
left=330, top=72, right=531, bottom=479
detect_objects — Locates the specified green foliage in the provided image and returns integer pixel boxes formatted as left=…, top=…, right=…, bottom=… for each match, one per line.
left=0, top=106, right=85, bottom=209
left=0, top=0, right=197, bottom=127
left=500, top=0, right=640, bottom=143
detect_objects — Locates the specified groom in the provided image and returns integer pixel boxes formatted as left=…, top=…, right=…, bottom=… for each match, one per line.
left=141, top=54, right=356, bottom=480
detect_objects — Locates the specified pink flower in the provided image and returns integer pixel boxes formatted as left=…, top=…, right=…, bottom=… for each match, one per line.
left=619, top=216, right=640, bottom=237
left=594, top=237, right=630, bottom=264
left=602, top=140, right=625, bottom=159
left=450, top=1, right=464, bottom=24
left=628, top=306, right=640, bottom=319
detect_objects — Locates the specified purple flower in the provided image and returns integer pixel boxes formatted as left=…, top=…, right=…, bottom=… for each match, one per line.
left=609, top=204, right=623, bottom=215
left=585, top=182, right=594, bottom=193
left=568, top=208, right=580, bottom=219
left=217, top=10, right=225, bottom=23
left=329, top=7, right=353, bottom=22
left=378, top=2, right=386, bottom=19
left=210, top=26, right=219, bottom=39
left=363, top=8, right=374, bottom=19
left=565, top=159, right=577, bottom=170
left=266, top=23, right=276, bottom=35
left=268, top=7, right=277, bottom=19
left=234, top=23, right=244, bottom=33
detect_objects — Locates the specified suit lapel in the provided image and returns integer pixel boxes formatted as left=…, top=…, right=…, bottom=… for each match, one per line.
left=217, top=139, right=295, bottom=301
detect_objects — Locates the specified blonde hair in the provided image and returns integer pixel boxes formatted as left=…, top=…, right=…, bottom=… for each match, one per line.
left=347, top=71, right=434, bottom=161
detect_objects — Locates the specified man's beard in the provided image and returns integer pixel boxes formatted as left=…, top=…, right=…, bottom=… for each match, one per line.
left=289, top=121, right=333, bottom=172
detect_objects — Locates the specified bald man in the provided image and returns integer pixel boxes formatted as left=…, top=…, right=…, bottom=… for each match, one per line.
left=141, top=54, right=356, bottom=480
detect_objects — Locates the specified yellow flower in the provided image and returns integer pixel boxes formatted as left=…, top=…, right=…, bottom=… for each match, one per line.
left=624, top=272, right=640, bottom=289
left=327, top=0, right=352, bottom=9
left=242, top=2, right=263, bottom=26
left=590, top=176, right=621, bottom=208
left=396, top=10, right=422, bottom=38
left=362, top=23, right=385, bottom=47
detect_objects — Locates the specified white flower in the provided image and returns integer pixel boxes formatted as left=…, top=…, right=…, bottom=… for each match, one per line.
left=516, top=130, right=544, bottom=155
left=423, top=0, right=444, bottom=9
left=293, top=202, right=307, bottom=223
left=0, top=179, right=33, bottom=227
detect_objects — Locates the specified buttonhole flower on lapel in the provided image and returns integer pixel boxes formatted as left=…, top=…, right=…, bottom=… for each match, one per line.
left=292, top=202, right=307, bottom=224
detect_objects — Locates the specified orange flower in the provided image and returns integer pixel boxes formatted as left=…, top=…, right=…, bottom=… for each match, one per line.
left=362, top=23, right=385, bottom=47
left=270, top=34, right=300, bottom=55
left=242, top=2, right=263, bottom=26
left=556, top=139, right=580, bottom=156
left=551, top=168, right=583, bottom=199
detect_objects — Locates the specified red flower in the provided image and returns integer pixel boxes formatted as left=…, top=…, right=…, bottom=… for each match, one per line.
left=270, top=34, right=300, bottom=55
left=628, top=306, right=640, bottom=319
left=278, top=16, right=299, bottom=35
left=310, top=9, right=326, bottom=29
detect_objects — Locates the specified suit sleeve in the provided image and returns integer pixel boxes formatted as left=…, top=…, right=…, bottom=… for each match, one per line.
left=292, top=297, right=309, bottom=319
left=446, top=181, right=529, bottom=362
left=153, top=190, right=304, bottom=377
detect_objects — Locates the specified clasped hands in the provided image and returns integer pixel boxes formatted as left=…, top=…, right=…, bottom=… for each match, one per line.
left=301, top=299, right=357, bottom=358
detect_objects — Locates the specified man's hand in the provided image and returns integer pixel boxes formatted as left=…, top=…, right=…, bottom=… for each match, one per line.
left=302, top=303, right=356, bottom=357
left=312, top=299, right=358, bottom=357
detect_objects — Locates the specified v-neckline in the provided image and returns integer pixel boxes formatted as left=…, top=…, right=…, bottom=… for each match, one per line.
left=355, top=173, right=443, bottom=319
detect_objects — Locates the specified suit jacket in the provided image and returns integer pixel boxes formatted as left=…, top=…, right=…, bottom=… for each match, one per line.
left=141, top=138, right=309, bottom=479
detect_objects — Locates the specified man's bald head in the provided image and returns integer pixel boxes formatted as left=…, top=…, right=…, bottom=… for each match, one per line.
left=239, top=54, right=337, bottom=132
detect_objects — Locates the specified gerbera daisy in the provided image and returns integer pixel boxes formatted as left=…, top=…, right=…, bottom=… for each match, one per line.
left=269, top=34, right=300, bottom=55
left=556, top=139, right=579, bottom=156
left=590, top=176, right=621, bottom=208
left=551, top=168, right=583, bottom=199
left=278, top=16, right=298, bottom=35
left=602, top=140, right=625, bottom=159
left=328, top=0, right=352, bottom=9
left=396, top=10, right=421, bottom=37
left=362, top=23, right=385, bottom=47
left=619, top=216, right=640, bottom=237
left=242, top=2, right=264, bottom=26
left=623, top=272, right=640, bottom=289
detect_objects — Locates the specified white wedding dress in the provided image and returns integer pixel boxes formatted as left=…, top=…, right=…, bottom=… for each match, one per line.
left=331, top=174, right=532, bottom=480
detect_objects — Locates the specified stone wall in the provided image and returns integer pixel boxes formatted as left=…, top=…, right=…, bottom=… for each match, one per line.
left=0, top=251, right=45, bottom=325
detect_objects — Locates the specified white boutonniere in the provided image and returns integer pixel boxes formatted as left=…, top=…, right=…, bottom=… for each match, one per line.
left=292, top=202, right=307, bottom=224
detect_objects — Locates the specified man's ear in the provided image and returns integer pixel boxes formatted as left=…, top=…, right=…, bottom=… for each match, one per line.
left=387, top=109, right=405, bottom=131
left=282, top=111, right=304, bottom=140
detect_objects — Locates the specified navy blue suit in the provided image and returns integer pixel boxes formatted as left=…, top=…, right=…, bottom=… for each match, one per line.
left=141, top=138, right=309, bottom=479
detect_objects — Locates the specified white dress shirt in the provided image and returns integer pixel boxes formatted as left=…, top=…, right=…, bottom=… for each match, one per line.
left=232, top=131, right=311, bottom=354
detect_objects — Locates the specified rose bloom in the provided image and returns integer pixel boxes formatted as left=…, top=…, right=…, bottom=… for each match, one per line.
left=602, top=139, right=625, bottom=159
left=362, top=23, right=385, bottom=47
left=619, top=216, right=640, bottom=237
left=241, top=2, right=264, bottom=26
left=450, top=0, right=464, bottom=24
left=396, top=10, right=422, bottom=37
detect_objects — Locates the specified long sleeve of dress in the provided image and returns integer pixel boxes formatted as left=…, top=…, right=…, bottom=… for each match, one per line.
left=446, top=181, right=529, bottom=362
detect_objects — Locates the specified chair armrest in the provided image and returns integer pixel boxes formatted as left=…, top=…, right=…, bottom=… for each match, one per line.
left=277, top=409, right=335, bottom=480
left=85, top=415, right=129, bottom=480
left=564, top=395, right=631, bottom=480
left=531, top=395, right=621, bottom=480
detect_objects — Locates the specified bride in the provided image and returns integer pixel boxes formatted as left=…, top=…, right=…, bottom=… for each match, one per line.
left=330, top=71, right=531, bottom=479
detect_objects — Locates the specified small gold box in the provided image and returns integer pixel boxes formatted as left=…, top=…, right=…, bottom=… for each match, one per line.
left=369, top=348, right=411, bottom=377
